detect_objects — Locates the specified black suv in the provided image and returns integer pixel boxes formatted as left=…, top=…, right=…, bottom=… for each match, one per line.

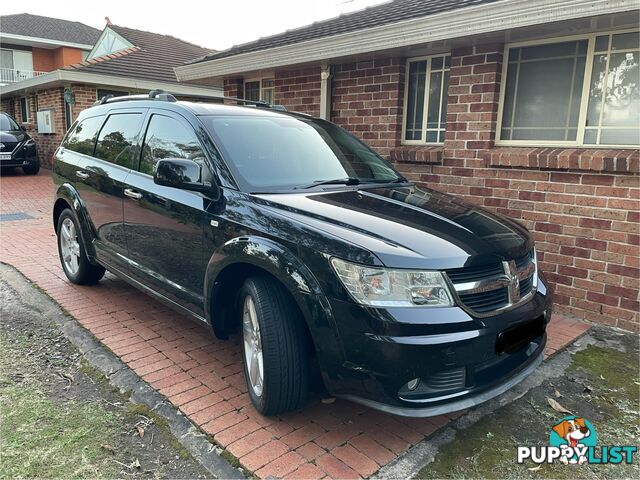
left=1, top=112, right=39, bottom=174
left=52, top=91, right=552, bottom=417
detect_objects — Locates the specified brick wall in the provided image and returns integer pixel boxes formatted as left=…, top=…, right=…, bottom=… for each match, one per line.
left=3, top=85, right=100, bottom=168
left=1, top=97, right=15, bottom=117
left=224, top=68, right=322, bottom=115
left=70, top=84, right=98, bottom=118
left=222, top=45, right=639, bottom=331
left=28, top=87, right=66, bottom=167
left=223, top=78, right=243, bottom=103
left=393, top=45, right=640, bottom=332
left=331, top=58, right=404, bottom=159
left=275, top=66, right=321, bottom=117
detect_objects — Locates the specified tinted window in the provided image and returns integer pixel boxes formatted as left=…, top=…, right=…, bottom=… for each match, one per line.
left=140, top=115, right=205, bottom=176
left=0, top=113, right=19, bottom=131
left=63, top=115, right=105, bottom=156
left=94, top=113, right=142, bottom=168
left=202, top=115, right=400, bottom=191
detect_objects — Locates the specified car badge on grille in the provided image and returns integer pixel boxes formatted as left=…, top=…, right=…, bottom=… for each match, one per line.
left=0, top=143, right=5, bottom=150
left=502, top=260, right=521, bottom=304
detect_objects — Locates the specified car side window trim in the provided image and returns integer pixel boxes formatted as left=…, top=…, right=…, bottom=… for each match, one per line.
left=61, top=114, right=107, bottom=159
left=136, top=110, right=211, bottom=181
left=93, top=109, right=146, bottom=171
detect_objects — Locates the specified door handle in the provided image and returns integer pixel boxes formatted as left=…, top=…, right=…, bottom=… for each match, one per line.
left=75, top=171, right=89, bottom=179
left=124, top=188, right=143, bottom=200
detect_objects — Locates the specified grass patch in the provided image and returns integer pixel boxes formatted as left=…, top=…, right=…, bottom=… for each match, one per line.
left=79, top=359, right=130, bottom=401
left=0, top=338, right=119, bottom=478
left=416, top=339, right=640, bottom=479
left=567, top=345, right=637, bottom=398
left=220, top=449, right=241, bottom=469
left=125, top=403, right=190, bottom=459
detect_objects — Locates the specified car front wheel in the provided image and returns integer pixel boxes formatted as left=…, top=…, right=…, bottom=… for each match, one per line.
left=22, top=159, right=40, bottom=175
left=56, top=208, right=105, bottom=284
left=239, top=275, right=309, bottom=415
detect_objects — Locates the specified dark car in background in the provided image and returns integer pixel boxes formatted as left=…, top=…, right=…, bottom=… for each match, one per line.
left=0, top=112, right=39, bottom=175
left=51, top=91, right=552, bottom=417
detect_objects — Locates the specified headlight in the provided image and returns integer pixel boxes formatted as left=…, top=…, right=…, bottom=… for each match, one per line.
left=330, top=258, right=454, bottom=307
left=23, top=139, right=35, bottom=147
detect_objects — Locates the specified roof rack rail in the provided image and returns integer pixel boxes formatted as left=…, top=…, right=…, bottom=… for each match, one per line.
left=218, top=96, right=287, bottom=111
left=149, top=89, right=177, bottom=102
left=93, top=89, right=178, bottom=106
left=91, top=90, right=287, bottom=111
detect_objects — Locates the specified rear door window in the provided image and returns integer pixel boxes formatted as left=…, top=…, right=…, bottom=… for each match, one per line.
left=139, top=114, right=206, bottom=176
left=63, top=115, right=105, bottom=156
left=94, top=113, right=143, bottom=169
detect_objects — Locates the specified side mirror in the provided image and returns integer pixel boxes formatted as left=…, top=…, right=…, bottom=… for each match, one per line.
left=154, top=158, right=211, bottom=193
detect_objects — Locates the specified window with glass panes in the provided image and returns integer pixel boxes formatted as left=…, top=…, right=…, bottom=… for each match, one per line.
left=244, top=79, right=275, bottom=103
left=498, top=30, right=639, bottom=147
left=403, top=55, right=450, bottom=144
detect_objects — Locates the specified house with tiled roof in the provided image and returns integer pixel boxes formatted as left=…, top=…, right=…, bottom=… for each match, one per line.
left=173, top=0, right=640, bottom=331
left=1, top=18, right=222, bottom=165
left=0, top=13, right=100, bottom=84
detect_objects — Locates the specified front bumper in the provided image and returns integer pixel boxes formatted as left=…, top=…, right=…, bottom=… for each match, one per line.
left=321, top=276, right=553, bottom=417
left=341, top=340, right=544, bottom=417
left=0, top=145, right=38, bottom=168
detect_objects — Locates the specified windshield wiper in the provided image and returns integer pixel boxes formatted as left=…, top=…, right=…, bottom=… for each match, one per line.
left=296, top=177, right=361, bottom=190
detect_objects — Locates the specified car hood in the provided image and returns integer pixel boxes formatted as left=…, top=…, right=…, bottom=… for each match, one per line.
left=0, top=130, right=28, bottom=144
left=255, top=184, right=533, bottom=270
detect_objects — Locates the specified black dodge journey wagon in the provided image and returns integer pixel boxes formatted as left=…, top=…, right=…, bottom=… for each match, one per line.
left=52, top=90, right=552, bottom=417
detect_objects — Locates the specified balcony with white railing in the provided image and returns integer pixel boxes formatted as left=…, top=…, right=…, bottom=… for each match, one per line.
left=0, top=68, right=48, bottom=84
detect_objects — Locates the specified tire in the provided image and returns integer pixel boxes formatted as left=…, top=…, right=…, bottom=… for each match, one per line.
left=239, top=275, right=309, bottom=415
left=22, top=160, right=40, bottom=175
left=56, top=208, right=105, bottom=285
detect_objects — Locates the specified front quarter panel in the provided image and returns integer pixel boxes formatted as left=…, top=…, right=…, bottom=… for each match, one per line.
left=53, top=182, right=98, bottom=261
left=204, top=234, right=352, bottom=386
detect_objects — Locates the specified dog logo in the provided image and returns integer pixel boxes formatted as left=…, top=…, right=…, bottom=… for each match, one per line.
left=518, top=416, right=636, bottom=465
left=550, top=416, right=597, bottom=465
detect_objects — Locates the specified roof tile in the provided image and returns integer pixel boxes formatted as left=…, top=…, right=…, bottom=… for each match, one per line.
left=63, top=25, right=214, bottom=84
left=193, top=0, right=499, bottom=64
left=0, top=13, right=100, bottom=45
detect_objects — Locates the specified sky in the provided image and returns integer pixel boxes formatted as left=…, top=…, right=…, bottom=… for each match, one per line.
left=2, top=0, right=390, bottom=51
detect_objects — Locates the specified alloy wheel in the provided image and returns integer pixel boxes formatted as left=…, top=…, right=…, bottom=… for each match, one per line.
left=60, top=217, right=81, bottom=275
left=242, top=295, right=264, bottom=397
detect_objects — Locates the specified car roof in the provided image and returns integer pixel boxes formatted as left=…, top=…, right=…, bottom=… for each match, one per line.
left=79, top=99, right=310, bottom=121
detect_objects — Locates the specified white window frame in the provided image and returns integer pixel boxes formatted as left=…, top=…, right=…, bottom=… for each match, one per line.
left=19, top=97, right=30, bottom=123
left=244, top=77, right=275, bottom=103
left=496, top=28, right=640, bottom=148
left=401, top=54, right=450, bottom=146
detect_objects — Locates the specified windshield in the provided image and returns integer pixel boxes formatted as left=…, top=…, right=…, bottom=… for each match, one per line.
left=202, top=114, right=403, bottom=192
left=0, top=113, right=20, bottom=131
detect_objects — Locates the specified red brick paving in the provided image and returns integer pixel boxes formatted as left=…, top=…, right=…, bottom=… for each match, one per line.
left=0, top=171, right=591, bottom=479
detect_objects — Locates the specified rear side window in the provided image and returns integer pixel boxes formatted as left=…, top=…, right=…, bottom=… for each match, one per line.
left=63, top=115, right=105, bottom=156
left=139, top=114, right=205, bottom=176
left=94, top=113, right=142, bottom=169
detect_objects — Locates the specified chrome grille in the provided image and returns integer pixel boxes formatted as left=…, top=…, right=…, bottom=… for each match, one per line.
left=519, top=275, right=534, bottom=296
left=458, top=287, right=509, bottom=313
left=445, top=263, right=503, bottom=284
left=445, top=250, right=537, bottom=317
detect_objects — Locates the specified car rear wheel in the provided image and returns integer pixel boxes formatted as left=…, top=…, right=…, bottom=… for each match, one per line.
left=22, top=160, right=40, bottom=175
left=57, top=208, right=105, bottom=284
left=239, top=275, right=309, bottom=415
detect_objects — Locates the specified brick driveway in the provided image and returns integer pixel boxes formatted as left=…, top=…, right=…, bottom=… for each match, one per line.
left=0, top=170, right=590, bottom=479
